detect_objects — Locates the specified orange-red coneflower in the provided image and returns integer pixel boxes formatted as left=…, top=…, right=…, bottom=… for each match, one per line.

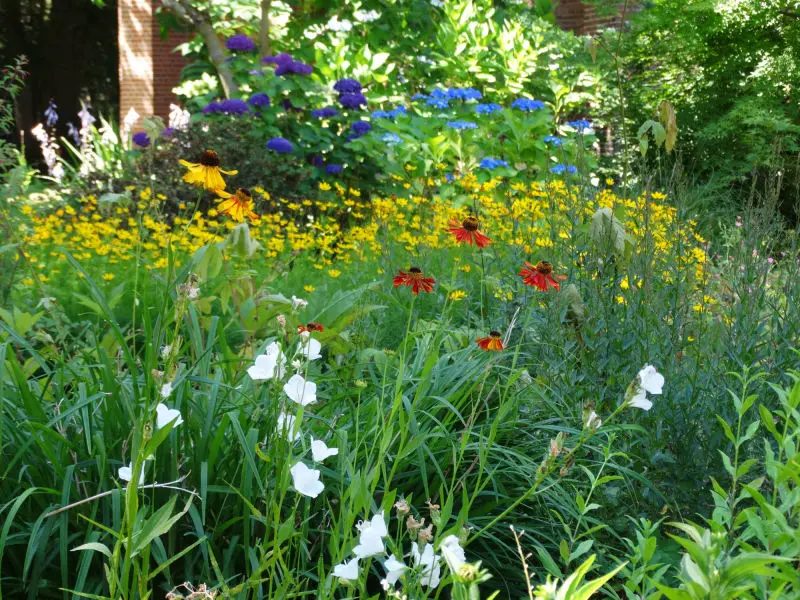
left=519, top=260, right=565, bottom=291
left=476, top=331, right=504, bottom=351
left=179, top=149, right=238, bottom=192
left=393, top=267, right=436, bottom=295
left=448, top=216, right=491, bottom=248
left=297, top=322, right=324, bottom=334
left=215, top=187, right=258, bottom=222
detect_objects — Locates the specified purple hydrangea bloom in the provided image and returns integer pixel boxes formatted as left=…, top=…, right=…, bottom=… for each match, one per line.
left=132, top=131, right=151, bottom=148
left=333, top=78, right=362, bottom=95
left=326, top=164, right=343, bottom=174
left=249, top=69, right=265, bottom=76
left=276, top=60, right=313, bottom=76
left=311, top=106, right=340, bottom=118
left=339, top=93, right=367, bottom=110
left=202, top=101, right=224, bottom=114
left=220, top=98, right=249, bottom=115
left=226, top=34, right=256, bottom=52
left=446, top=120, right=478, bottom=131
left=567, top=119, right=593, bottom=132
left=543, top=135, right=564, bottom=146
left=267, top=137, right=293, bottom=153
left=307, top=154, right=325, bottom=168
left=161, top=127, right=176, bottom=138
left=550, top=164, right=578, bottom=174
left=480, top=158, right=509, bottom=170
left=248, top=93, right=271, bottom=109
left=281, top=99, right=303, bottom=113
left=475, top=103, right=502, bottom=114
left=262, top=53, right=293, bottom=65
left=512, top=98, right=546, bottom=111
left=351, top=121, right=372, bottom=135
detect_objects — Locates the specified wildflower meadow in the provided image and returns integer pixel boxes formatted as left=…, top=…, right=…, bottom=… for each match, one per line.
left=1, top=1, right=800, bottom=599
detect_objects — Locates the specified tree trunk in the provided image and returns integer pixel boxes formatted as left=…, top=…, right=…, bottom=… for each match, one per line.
left=159, top=0, right=239, bottom=98
left=259, top=0, right=272, bottom=56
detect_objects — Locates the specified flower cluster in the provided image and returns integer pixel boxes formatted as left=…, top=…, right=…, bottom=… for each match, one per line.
left=511, top=98, right=546, bottom=111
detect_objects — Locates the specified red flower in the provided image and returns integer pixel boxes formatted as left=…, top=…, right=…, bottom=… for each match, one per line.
left=393, top=267, right=436, bottom=295
left=476, top=331, right=504, bottom=351
left=519, top=260, right=566, bottom=291
left=448, top=216, right=491, bottom=248
left=297, top=322, right=324, bottom=334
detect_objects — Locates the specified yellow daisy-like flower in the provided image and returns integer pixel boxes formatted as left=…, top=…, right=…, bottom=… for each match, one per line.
left=215, top=188, right=258, bottom=222
left=449, top=290, right=467, bottom=301
left=179, top=150, right=238, bottom=192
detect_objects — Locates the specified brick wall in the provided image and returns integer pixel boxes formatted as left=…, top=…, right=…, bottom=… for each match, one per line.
left=554, top=0, right=633, bottom=34
left=118, top=0, right=189, bottom=125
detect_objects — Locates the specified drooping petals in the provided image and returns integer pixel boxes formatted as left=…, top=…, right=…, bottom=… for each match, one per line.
left=448, top=216, right=491, bottom=248
left=393, top=267, right=436, bottom=295
left=519, top=260, right=565, bottom=291
left=476, top=331, right=504, bottom=351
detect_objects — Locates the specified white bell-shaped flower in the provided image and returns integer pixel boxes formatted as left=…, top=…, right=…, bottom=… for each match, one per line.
left=284, top=374, right=317, bottom=406
left=156, top=403, right=183, bottom=429
left=311, top=438, right=339, bottom=462
left=411, top=542, right=441, bottom=588
left=332, top=557, right=359, bottom=582
left=290, top=461, right=324, bottom=498
left=247, top=342, right=287, bottom=381
left=383, top=554, right=407, bottom=585
left=353, top=511, right=388, bottom=558
left=629, top=365, right=664, bottom=411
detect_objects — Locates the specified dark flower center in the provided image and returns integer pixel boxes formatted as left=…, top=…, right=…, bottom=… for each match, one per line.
left=200, top=149, right=221, bottom=167
left=535, top=261, right=553, bottom=275
left=409, top=267, right=423, bottom=278
left=489, top=331, right=501, bottom=338
left=463, top=216, right=480, bottom=231
left=238, top=188, right=252, bottom=199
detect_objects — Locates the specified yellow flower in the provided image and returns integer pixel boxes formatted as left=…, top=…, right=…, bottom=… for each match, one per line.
left=215, top=188, right=258, bottom=222
left=449, top=290, right=467, bottom=301
left=22, top=278, right=34, bottom=286
left=103, top=273, right=115, bottom=281
left=460, top=265, right=471, bottom=273
left=328, top=269, right=342, bottom=278
left=179, top=149, right=238, bottom=192
left=605, top=178, right=615, bottom=186
left=319, top=182, right=332, bottom=191
left=304, top=284, right=315, bottom=293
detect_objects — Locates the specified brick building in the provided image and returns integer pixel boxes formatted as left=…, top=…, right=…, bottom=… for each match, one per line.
left=118, top=0, right=625, bottom=124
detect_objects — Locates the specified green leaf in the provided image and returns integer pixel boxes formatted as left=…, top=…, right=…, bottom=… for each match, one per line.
left=71, top=542, right=112, bottom=560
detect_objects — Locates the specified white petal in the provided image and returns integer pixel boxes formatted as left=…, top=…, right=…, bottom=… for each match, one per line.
left=311, top=439, right=339, bottom=462
left=299, top=335, right=322, bottom=361
left=118, top=465, right=132, bottom=481
left=276, top=413, right=300, bottom=442
left=290, top=461, right=324, bottom=498
left=284, top=374, right=317, bottom=406
left=332, top=557, right=360, bottom=581
left=440, top=535, right=466, bottom=572
left=638, top=365, right=664, bottom=395
left=629, top=392, right=653, bottom=411
left=369, top=511, right=388, bottom=538
left=384, top=554, right=407, bottom=585
left=353, top=528, right=385, bottom=558
left=160, top=382, right=173, bottom=398
left=156, top=403, right=183, bottom=429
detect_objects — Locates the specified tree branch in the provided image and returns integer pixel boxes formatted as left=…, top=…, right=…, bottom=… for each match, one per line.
left=159, top=0, right=239, bottom=98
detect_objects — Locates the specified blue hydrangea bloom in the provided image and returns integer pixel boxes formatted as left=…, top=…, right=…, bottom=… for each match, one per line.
left=307, top=154, right=325, bottom=168
left=429, top=89, right=448, bottom=99
left=248, top=93, right=271, bottom=108
left=411, top=94, right=428, bottom=101
left=226, top=34, right=256, bottom=52
left=266, top=137, right=293, bottom=153
left=382, top=133, right=402, bottom=145
left=339, top=93, right=368, bottom=110
left=567, top=119, right=593, bottom=132
left=512, top=98, right=546, bottom=111
left=426, top=97, right=450, bottom=109
left=202, top=101, right=223, bottom=114
left=326, top=164, right=343, bottom=174
left=446, top=120, right=478, bottom=131
left=543, top=135, right=564, bottom=146
left=371, top=110, right=391, bottom=119
left=375, top=106, right=407, bottom=119
left=475, top=103, right=502, bottom=114
left=311, top=106, right=339, bottom=118
left=550, top=164, right=578, bottom=174
left=351, top=121, right=372, bottom=135
left=445, top=173, right=455, bottom=183
left=262, top=53, right=292, bottom=65
left=132, top=132, right=151, bottom=148
left=275, top=60, right=313, bottom=76
left=333, top=78, right=362, bottom=95
left=220, top=99, right=249, bottom=115
left=480, top=158, right=509, bottom=170
left=447, top=87, right=482, bottom=101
